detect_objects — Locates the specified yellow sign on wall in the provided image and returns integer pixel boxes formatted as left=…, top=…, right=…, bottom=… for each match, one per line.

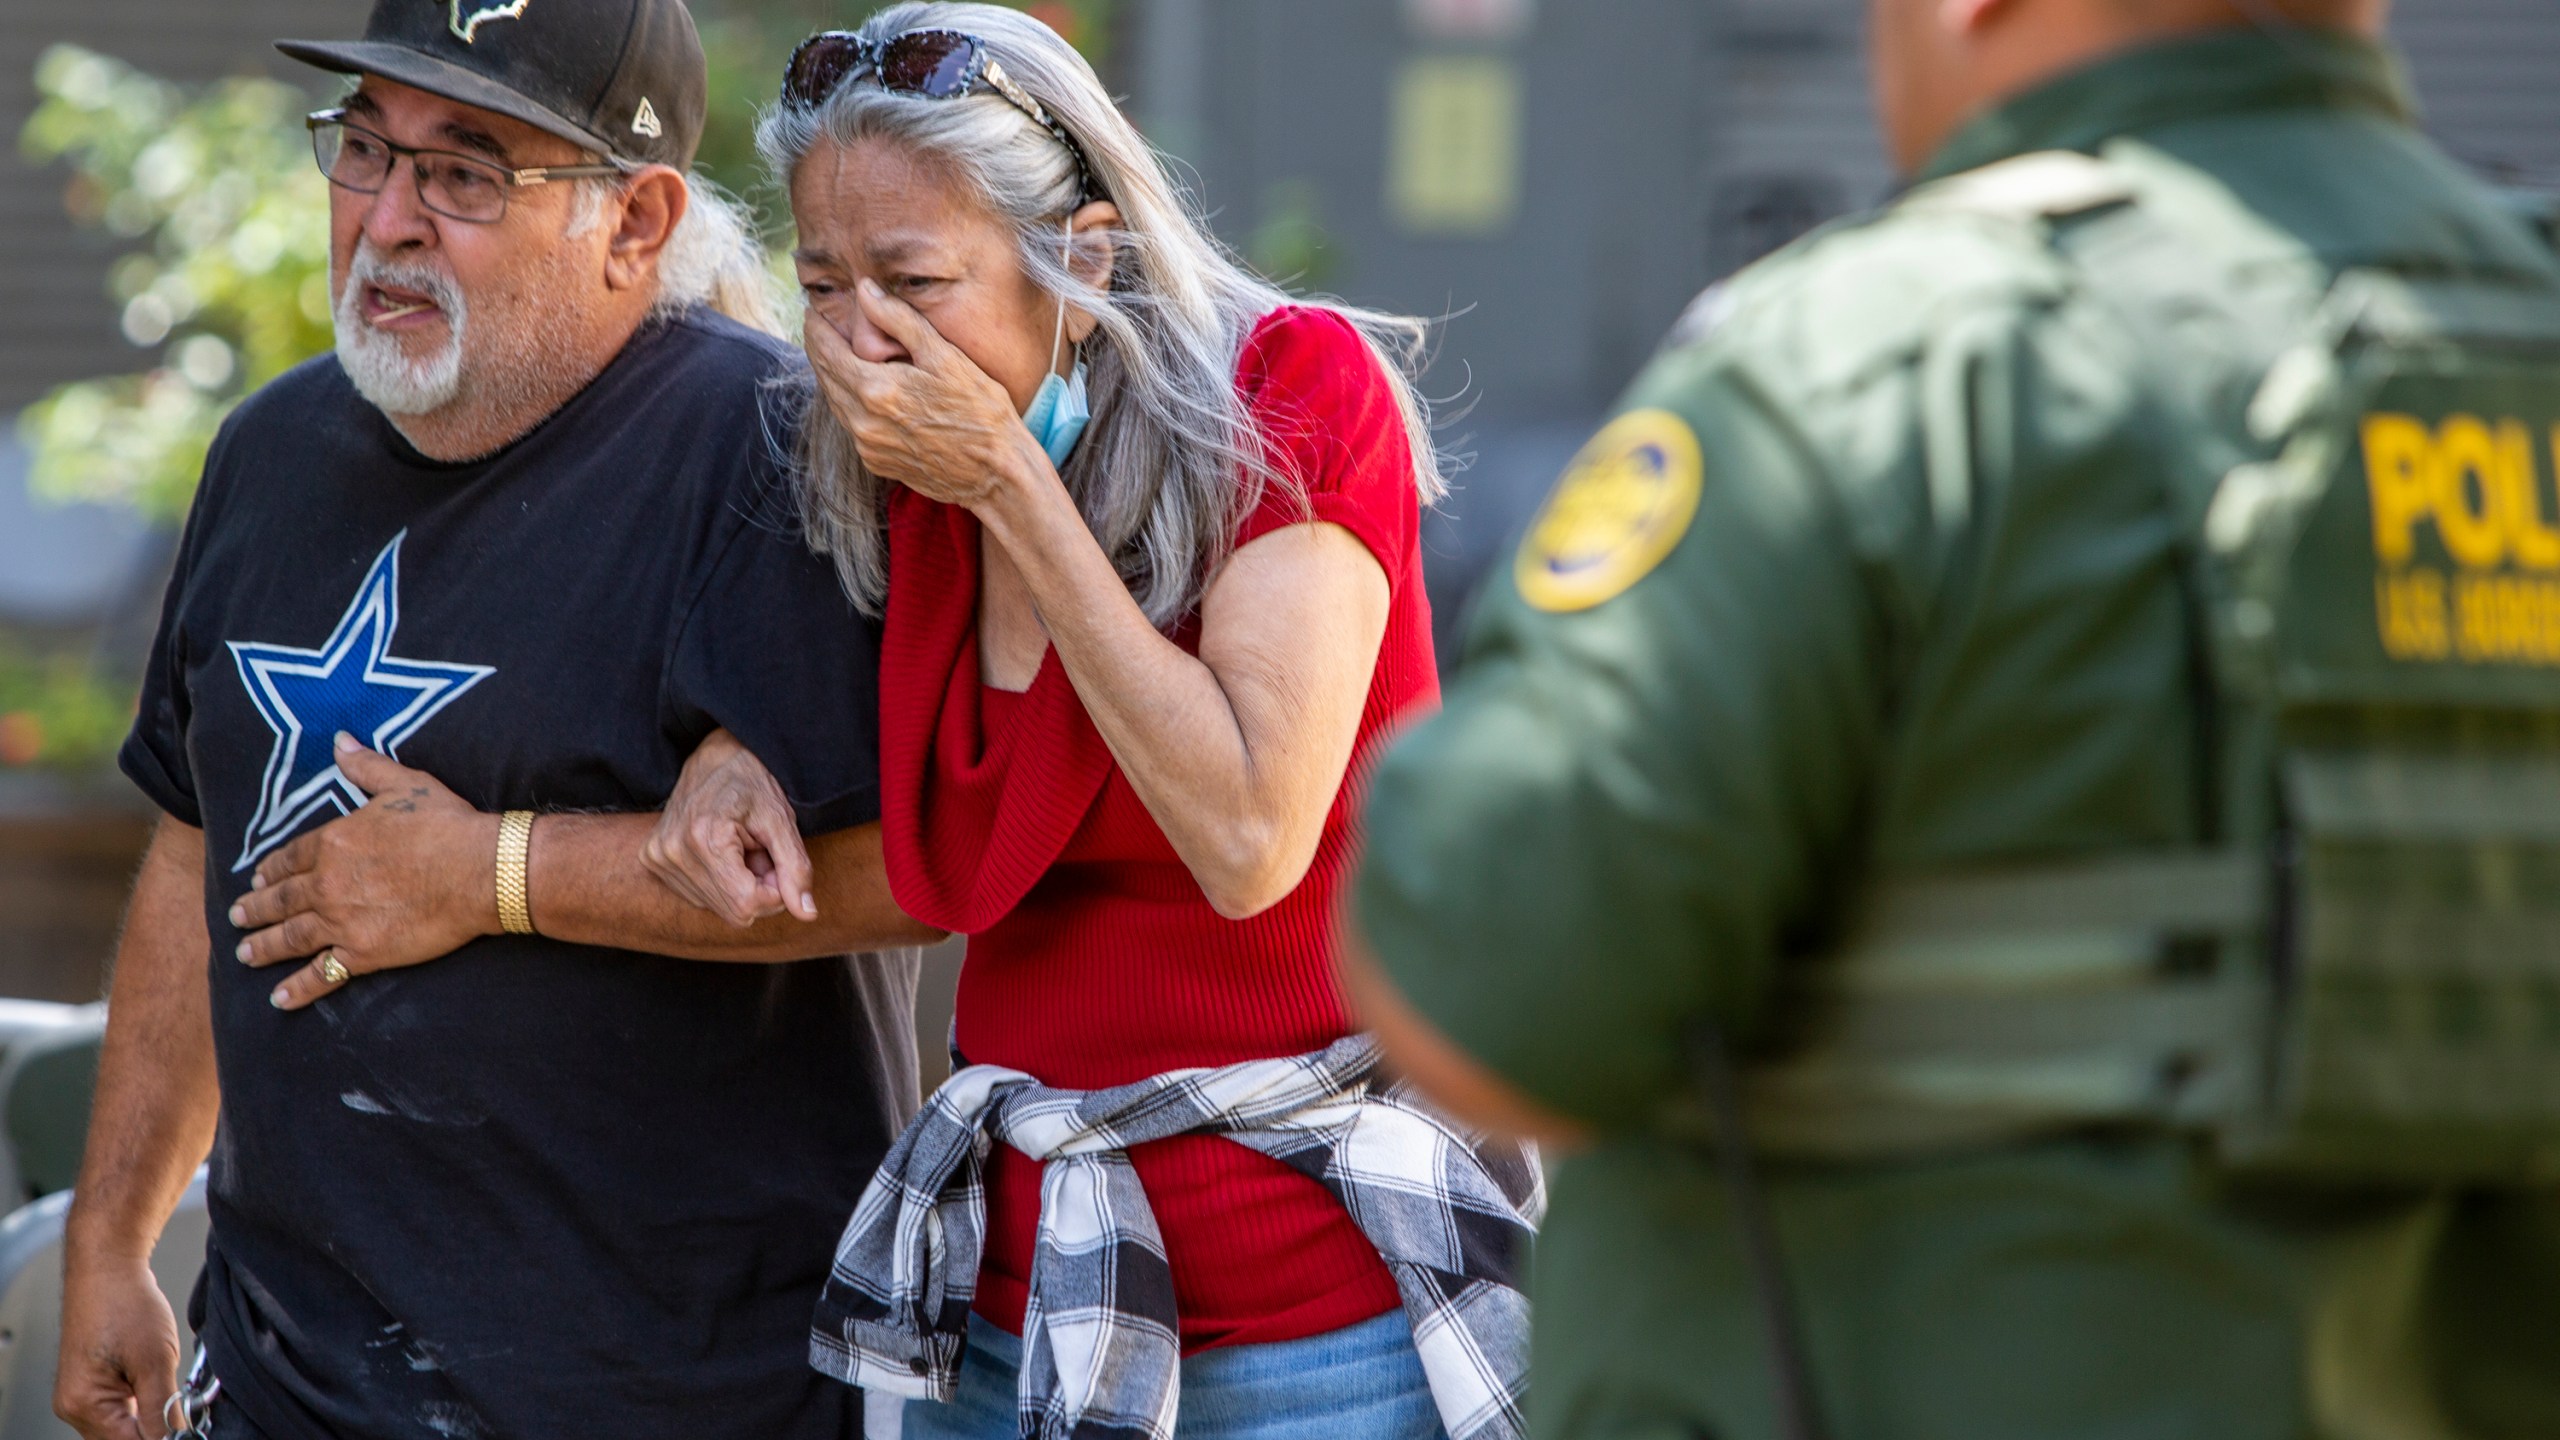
left=1386, top=57, right=1522, bottom=238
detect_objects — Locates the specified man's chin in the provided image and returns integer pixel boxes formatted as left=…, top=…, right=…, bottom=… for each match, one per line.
left=338, top=338, right=465, bottom=420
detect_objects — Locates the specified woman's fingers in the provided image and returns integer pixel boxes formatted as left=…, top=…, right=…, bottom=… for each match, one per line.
left=741, top=795, right=817, bottom=921
left=649, top=728, right=794, bottom=924
left=804, top=311, right=890, bottom=406
left=804, top=319, right=906, bottom=457
left=852, top=279, right=955, bottom=368
left=803, top=307, right=855, bottom=378
left=699, top=819, right=765, bottom=927
left=643, top=831, right=735, bottom=919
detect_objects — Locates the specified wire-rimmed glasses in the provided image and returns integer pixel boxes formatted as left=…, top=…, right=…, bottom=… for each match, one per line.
left=306, top=108, right=625, bottom=224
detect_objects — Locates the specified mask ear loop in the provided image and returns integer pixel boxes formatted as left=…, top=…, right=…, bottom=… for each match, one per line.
left=1048, top=219, right=1074, bottom=377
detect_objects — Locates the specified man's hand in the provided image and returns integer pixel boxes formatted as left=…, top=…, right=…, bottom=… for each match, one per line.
left=233, top=734, right=499, bottom=1010
left=54, top=1253, right=180, bottom=1440
left=59, top=817, right=213, bottom=1438
left=640, top=728, right=815, bottom=928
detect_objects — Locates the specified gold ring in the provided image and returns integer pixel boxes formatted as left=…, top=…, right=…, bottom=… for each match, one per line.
left=316, top=951, right=351, bottom=986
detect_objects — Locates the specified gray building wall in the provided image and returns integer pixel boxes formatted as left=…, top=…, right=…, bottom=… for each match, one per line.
left=1135, top=0, right=2558, bottom=425
left=2394, top=0, right=2560, bottom=190
left=7, top=3, right=2554, bottom=426
left=1, top=2, right=2554, bottom=632
left=1123, top=0, right=2560, bottom=643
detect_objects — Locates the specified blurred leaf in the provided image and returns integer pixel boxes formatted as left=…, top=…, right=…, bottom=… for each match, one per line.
left=0, top=644, right=129, bottom=773
left=11, top=8, right=1122, bottom=516
left=1249, top=179, right=1338, bottom=290
left=690, top=0, right=1122, bottom=239
left=16, top=44, right=332, bottom=522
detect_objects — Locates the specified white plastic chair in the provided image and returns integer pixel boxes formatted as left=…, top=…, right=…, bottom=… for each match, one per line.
left=0, top=1171, right=209, bottom=1440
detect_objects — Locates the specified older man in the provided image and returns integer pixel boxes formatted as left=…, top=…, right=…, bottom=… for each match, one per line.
left=1352, top=0, right=2560, bottom=1437
left=54, top=3, right=935, bottom=1439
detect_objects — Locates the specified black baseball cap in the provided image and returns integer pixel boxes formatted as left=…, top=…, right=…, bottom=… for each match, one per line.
left=278, top=0, right=707, bottom=171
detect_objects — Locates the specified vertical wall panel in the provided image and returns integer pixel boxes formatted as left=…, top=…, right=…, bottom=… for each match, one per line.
left=2392, top=0, right=2560, bottom=187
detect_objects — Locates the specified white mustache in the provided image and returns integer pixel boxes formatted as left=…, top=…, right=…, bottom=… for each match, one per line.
left=335, top=244, right=469, bottom=417
left=342, top=249, right=465, bottom=325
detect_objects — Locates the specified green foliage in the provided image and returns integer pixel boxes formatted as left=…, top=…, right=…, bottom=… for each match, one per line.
left=0, top=646, right=129, bottom=773
left=11, top=3, right=1120, bottom=516
left=692, top=0, right=1120, bottom=235
left=2, top=9, right=1115, bottom=774
left=1249, top=180, right=1340, bottom=291
left=16, top=45, right=333, bottom=523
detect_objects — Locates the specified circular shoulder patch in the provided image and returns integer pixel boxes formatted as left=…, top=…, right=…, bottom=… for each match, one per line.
left=1514, top=409, right=1705, bottom=613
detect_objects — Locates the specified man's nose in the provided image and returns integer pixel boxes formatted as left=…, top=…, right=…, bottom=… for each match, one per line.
left=357, top=159, right=440, bottom=252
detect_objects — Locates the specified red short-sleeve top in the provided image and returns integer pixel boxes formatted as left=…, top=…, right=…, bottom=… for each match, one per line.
left=876, top=306, right=1439, bottom=1351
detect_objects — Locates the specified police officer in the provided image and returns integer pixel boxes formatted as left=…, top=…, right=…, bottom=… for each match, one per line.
left=1348, top=0, right=2560, bottom=1437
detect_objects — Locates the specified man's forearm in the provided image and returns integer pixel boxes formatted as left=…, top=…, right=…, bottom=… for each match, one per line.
left=67, top=819, right=219, bottom=1265
left=531, top=817, right=939, bottom=959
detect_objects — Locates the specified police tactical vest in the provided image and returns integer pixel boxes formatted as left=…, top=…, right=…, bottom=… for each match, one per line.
left=1743, top=149, right=2560, bottom=1187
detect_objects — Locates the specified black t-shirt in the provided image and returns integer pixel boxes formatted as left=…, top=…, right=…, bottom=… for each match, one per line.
left=121, top=311, right=910, bottom=1440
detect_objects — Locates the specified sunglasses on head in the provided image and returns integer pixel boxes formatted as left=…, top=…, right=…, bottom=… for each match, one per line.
left=782, top=28, right=1097, bottom=204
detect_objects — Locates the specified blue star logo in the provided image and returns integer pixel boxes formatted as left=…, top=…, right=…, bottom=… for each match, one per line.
left=226, top=532, right=493, bottom=872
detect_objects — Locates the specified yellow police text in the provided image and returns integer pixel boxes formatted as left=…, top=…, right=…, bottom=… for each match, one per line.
left=2373, top=566, right=2560, bottom=665
left=2364, top=412, right=2560, bottom=571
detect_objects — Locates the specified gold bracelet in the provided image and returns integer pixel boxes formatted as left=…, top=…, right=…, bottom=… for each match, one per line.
left=494, top=810, right=536, bottom=936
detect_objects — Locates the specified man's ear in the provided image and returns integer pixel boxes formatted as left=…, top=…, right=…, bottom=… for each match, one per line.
left=601, top=165, right=689, bottom=294
left=1062, top=199, right=1119, bottom=345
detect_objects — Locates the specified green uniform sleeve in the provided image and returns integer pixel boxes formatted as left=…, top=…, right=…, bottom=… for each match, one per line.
left=1357, top=348, right=1885, bottom=1128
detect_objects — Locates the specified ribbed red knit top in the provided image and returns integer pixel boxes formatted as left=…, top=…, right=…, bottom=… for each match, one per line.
left=877, top=307, right=1438, bottom=1351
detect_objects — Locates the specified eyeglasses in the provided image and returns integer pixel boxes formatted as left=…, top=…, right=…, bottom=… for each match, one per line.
left=306, top=109, right=626, bottom=225
left=780, top=29, right=1097, bottom=204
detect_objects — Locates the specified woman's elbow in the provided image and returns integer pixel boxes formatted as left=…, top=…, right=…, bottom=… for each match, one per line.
left=1203, top=882, right=1290, bottom=922
left=1193, top=822, right=1317, bottom=920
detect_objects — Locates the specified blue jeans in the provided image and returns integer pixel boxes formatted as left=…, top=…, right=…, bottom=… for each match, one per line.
left=897, top=1309, right=1448, bottom=1440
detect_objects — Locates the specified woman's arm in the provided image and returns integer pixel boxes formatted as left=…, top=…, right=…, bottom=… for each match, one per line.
left=990, top=484, right=1388, bottom=918
left=232, top=738, right=940, bottom=1009
left=811, top=285, right=1391, bottom=918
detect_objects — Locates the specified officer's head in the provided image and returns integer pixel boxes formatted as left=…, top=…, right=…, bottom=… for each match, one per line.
left=280, top=0, right=769, bottom=459
left=1869, top=0, right=2390, bottom=175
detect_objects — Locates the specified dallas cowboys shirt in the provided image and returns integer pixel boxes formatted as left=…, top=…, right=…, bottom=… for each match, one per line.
left=121, top=310, right=911, bottom=1440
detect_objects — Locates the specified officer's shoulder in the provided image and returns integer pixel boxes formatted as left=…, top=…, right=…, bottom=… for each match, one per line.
left=1669, top=153, right=2136, bottom=391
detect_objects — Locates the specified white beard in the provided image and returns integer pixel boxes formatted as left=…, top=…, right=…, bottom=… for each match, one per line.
left=333, top=246, right=467, bottom=417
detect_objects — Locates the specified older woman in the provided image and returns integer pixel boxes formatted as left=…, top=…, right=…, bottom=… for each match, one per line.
left=641, top=7, right=1541, bottom=1439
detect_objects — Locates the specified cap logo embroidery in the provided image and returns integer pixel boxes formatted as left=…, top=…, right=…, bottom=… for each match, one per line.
left=632, top=97, right=663, bottom=139
left=448, top=1, right=532, bottom=43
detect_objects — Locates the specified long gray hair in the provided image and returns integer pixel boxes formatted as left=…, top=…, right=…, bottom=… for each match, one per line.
left=758, top=2, right=1444, bottom=624
left=572, top=173, right=784, bottom=336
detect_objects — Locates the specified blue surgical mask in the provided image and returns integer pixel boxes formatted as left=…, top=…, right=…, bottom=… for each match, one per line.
left=1021, top=219, right=1091, bottom=468
left=1022, top=360, right=1089, bottom=467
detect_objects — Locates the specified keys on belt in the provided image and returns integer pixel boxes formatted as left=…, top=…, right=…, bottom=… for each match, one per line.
left=163, top=1349, right=221, bottom=1439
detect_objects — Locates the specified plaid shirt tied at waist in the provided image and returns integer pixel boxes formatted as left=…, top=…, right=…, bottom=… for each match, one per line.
left=809, top=1034, right=1545, bottom=1440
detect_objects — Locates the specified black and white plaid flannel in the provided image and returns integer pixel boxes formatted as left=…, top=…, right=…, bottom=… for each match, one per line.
left=809, top=1034, right=1544, bottom=1440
